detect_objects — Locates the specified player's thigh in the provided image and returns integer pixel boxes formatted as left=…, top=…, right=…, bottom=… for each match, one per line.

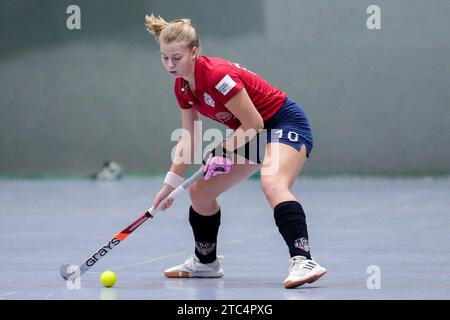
left=189, top=160, right=260, bottom=201
left=260, top=142, right=307, bottom=188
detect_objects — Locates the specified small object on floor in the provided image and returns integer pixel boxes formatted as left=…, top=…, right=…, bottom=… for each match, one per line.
left=100, top=270, right=117, bottom=287
left=92, top=161, right=122, bottom=180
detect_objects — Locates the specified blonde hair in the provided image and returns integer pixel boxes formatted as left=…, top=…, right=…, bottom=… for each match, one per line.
left=144, top=14, right=200, bottom=50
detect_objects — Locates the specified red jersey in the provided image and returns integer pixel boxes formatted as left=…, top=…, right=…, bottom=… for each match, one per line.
left=174, top=56, right=287, bottom=130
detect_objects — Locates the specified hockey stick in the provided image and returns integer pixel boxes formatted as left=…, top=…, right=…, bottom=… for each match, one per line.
left=60, top=167, right=205, bottom=281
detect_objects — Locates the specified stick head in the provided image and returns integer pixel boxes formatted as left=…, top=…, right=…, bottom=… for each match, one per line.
left=60, top=264, right=79, bottom=280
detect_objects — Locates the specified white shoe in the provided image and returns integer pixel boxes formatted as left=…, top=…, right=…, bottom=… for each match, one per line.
left=164, top=255, right=224, bottom=278
left=284, top=256, right=327, bottom=288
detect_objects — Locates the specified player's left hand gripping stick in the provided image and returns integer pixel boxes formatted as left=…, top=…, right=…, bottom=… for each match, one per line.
left=60, top=167, right=206, bottom=281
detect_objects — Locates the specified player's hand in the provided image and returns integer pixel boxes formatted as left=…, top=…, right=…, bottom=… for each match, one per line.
left=151, top=184, right=175, bottom=211
left=203, top=153, right=233, bottom=180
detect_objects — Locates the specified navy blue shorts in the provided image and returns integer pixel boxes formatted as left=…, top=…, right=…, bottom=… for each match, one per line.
left=233, top=97, right=314, bottom=163
left=265, top=97, right=314, bottom=157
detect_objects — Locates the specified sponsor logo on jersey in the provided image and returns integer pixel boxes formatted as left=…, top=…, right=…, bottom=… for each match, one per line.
left=203, top=92, right=215, bottom=107
left=215, top=74, right=236, bottom=96
left=215, top=112, right=234, bottom=123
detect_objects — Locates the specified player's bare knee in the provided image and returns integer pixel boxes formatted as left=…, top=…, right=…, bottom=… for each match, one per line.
left=260, top=175, right=286, bottom=200
left=188, top=182, right=216, bottom=208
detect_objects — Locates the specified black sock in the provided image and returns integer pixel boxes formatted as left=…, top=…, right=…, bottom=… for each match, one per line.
left=189, top=206, right=221, bottom=264
left=274, top=201, right=312, bottom=259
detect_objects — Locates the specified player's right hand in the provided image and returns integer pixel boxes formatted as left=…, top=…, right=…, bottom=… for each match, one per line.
left=203, top=153, right=233, bottom=180
left=151, top=184, right=175, bottom=212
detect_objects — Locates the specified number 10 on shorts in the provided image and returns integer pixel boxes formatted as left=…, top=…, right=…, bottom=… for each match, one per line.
left=274, top=129, right=299, bottom=142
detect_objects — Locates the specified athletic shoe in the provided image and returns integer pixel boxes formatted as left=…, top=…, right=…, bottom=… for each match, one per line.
left=164, top=255, right=224, bottom=278
left=283, top=256, right=327, bottom=288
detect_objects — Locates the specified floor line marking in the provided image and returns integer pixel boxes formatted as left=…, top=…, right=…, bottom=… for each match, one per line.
left=110, top=251, right=187, bottom=271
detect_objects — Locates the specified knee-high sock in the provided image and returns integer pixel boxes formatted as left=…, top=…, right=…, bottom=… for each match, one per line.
left=274, top=201, right=312, bottom=259
left=189, top=206, right=221, bottom=263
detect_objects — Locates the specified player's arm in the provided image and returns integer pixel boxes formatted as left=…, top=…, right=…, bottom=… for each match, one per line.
left=221, top=88, right=264, bottom=153
left=151, top=108, right=199, bottom=210
left=169, top=107, right=200, bottom=177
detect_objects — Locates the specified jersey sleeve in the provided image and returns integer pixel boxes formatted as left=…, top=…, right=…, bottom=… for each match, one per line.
left=174, top=78, right=192, bottom=110
left=207, top=65, right=244, bottom=105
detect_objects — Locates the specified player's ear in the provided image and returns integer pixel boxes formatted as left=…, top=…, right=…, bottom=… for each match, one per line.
left=192, top=47, right=198, bottom=60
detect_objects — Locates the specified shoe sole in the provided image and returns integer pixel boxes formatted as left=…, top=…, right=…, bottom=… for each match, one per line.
left=284, top=269, right=327, bottom=289
left=164, top=271, right=191, bottom=278
left=164, top=271, right=224, bottom=278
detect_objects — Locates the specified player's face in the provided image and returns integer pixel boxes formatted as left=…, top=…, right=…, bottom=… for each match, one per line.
left=160, top=41, right=197, bottom=80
